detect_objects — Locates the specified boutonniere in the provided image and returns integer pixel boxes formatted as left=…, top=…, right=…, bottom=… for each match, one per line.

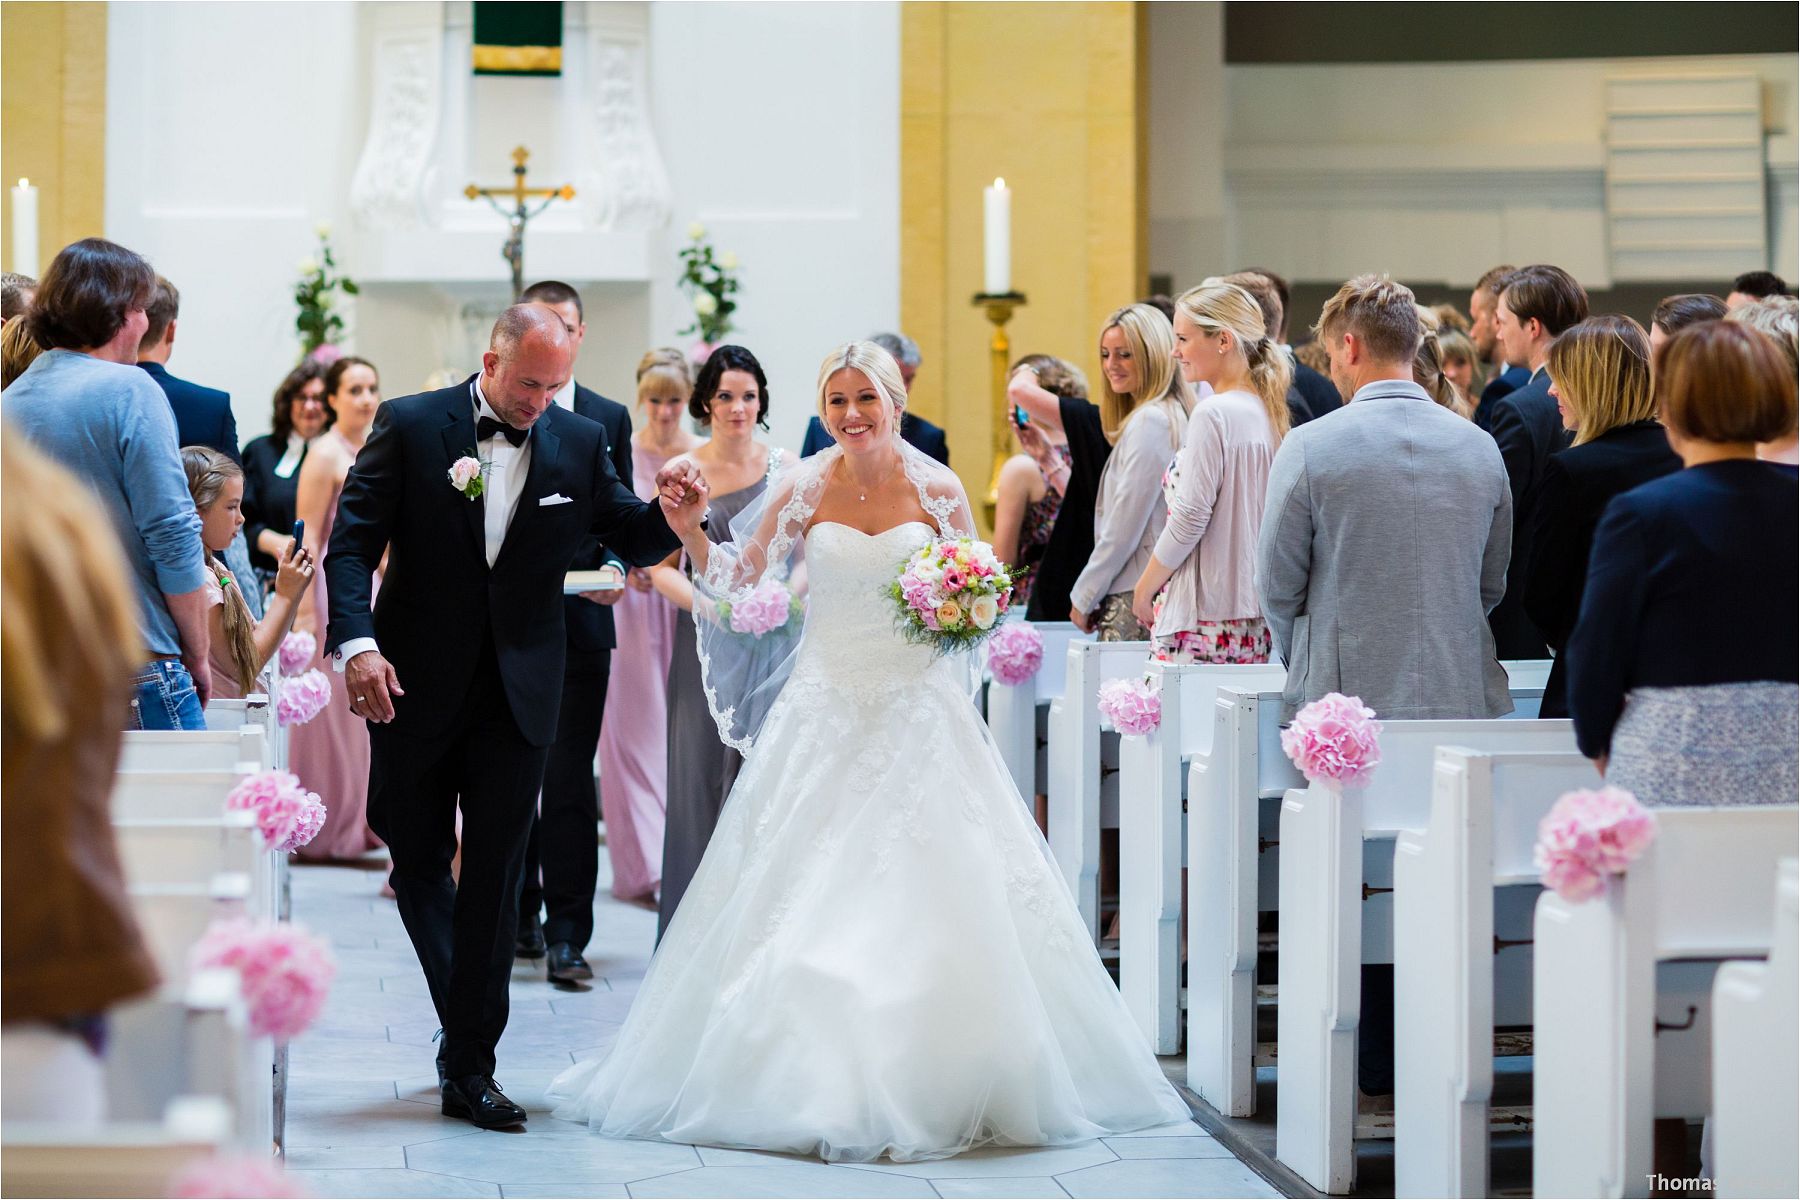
left=448, top=451, right=490, bottom=500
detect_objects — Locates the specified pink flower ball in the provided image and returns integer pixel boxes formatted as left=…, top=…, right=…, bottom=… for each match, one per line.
left=1098, top=678, right=1162, bottom=737
left=189, top=917, right=335, bottom=1041
left=278, top=630, right=316, bottom=676
left=728, top=580, right=792, bottom=637
left=169, top=1153, right=310, bottom=1198
left=1281, top=692, right=1383, bottom=787
left=280, top=791, right=328, bottom=854
left=1533, top=786, right=1657, bottom=903
left=987, top=623, right=1045, bottom=687
left=276, top=669, right=333, bottom=726
left=225, top=770, right=308, bottom=850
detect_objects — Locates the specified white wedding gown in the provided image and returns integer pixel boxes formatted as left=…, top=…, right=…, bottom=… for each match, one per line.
left=549, top=521, right=1189, bottom=1161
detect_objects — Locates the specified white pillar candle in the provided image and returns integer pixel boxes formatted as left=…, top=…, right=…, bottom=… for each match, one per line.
left=983, top=177, right=1011, bottom=295
left=10, top=179, right=38, bottom=277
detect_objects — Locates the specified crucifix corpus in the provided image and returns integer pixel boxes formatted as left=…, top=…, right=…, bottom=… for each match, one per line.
left=464, top=145, right=577, bottom=301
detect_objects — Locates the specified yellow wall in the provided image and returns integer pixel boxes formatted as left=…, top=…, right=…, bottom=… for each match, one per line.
left=901, top=1, right=1147, bottom=527
left=2, top=2, right=108, bottom=275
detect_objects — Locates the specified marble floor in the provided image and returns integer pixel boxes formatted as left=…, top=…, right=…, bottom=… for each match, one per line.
left=285, top=860, right=1283, bottom=1200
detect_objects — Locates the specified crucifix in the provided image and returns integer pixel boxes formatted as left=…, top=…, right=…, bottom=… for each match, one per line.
left=464, top=145, right=577, bottom=301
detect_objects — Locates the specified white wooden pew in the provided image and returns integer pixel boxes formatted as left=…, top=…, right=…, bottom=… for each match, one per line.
left=130, top=872, right=254, bottom=985
left=1, top=1094, right=235, bottom=1198
left=985, top=622, right=1087, bottom=800
left=203, top=692, right=284, bottom=771
left=1392, top=746, right=1598, bottom=1198
left=1275, top=717, right=1577, bottom=1193
left=112, top=767, right=279, bottom=921
left=1046, top=639, right=1152, bottom=939
left=1185, top=661, right=1553, bottom=1119
left=119, top=725, right=267, bottom=773
left=113, top=811, right=260, bottom=890
left=1534, top=806, right=1798, bottom=1199
left=1711, top=857, right=1798, bottom=1198
left=1118, top=660, right=1287, bottom=1052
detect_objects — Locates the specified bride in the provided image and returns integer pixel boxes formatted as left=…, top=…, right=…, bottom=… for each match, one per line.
left=549, top=341, right=1188, bottom=1162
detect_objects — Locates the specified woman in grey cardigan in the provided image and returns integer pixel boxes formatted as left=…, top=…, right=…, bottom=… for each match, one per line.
left=1069, top=304, right=1193, bottom=640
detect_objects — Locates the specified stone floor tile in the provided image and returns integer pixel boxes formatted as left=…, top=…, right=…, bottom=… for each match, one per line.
left=625, top=1164, right=937, bottom=1198
left=405, top=1131, right=701, bottom=1186
left=1056, top=1157, right=1280, bottom=1198
left=284, top=1146, right=408, bottom=1170
left=845, top=1141, right=1116, bottom=1179
left=1102, top=1135, right=1236, bottom=1159
left=288, top=1167, right=500, bottom=1197
left=931, top=1178, right=1071, bottom=1198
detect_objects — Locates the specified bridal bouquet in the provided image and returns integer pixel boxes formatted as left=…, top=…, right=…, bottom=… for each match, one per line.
left=890, top=538, right=1015, bottom=653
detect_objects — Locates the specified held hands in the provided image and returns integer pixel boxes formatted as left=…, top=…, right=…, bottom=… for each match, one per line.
left=275, top=542, right=317, bottom=603
left=626, top=567, right=654, bottom=594
left=345, top=650, right=405, bottom=724
left=655, top=459, right=710, bottom=536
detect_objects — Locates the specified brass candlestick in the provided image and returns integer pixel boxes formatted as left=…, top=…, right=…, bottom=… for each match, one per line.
left=973, top=290, right=1026, bottom=530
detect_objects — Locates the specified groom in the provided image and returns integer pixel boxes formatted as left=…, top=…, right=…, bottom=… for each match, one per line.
left=324, top=305, right=711, bottom=1128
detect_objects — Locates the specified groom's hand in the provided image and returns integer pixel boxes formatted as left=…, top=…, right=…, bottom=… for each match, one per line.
left=345, top=650, right=405, bottom=723
left=656, top=460, right=710, bottom=536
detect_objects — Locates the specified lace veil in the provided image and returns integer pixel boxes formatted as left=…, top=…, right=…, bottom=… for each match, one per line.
left=693, top=354, right=976, bottom=754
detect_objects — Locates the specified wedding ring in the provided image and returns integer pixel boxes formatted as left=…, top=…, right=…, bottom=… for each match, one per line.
left=354, top=696, right=365, bottom=703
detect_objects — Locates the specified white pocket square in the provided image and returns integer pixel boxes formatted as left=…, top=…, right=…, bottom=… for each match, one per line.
left=538, top=493, right=574, bottom=507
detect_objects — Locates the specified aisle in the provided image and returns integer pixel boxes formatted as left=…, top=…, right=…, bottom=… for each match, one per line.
left=285, top=860, right=1282, bottom=1199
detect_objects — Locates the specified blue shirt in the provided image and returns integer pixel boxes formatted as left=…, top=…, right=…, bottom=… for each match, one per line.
left=4, top=349, right=208, bottom=657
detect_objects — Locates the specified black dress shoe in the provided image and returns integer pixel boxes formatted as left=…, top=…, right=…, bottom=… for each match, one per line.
left=546, top=942, right=594, bottom=983
left=434, top=1029, right=448, bottom=1087
left=515, top=915, right=546, bottom=960
left=441, top=1074, right=527, bottom=1128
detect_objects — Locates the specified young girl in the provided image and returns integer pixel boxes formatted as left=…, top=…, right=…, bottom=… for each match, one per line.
left=181, top=446, right=315, bottom=699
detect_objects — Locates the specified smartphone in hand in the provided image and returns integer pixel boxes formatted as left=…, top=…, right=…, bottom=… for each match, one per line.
left=290, top=519, right=305, bottom=556
left=1012, top=405, right=1030, bottom=429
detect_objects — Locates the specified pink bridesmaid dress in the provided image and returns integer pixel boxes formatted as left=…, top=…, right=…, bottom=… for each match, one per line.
left=594, top=441, right=676, bottom=901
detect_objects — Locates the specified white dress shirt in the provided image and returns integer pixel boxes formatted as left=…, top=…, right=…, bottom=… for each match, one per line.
left=274, top=431, right=307, bottom=479
left=553, top=377, right=577, bottom=412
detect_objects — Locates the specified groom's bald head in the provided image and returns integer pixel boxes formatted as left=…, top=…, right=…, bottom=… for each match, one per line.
left=482, top=304, right=573, bottom=429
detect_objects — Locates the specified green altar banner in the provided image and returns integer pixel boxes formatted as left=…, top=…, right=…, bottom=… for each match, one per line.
left=472, top=2, right=563, bottom=76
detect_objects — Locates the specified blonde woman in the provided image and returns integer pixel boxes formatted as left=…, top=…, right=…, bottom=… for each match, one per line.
left=1726, top=295, right=1799, bottom=464
left=993, top=353, right=1082, bottom=611
left=1131, top=281, right=1288, bottom=662
left=1414, top=305, right=1473, bottom=419
left=1438, top=327, right=1480, bottom=410
left=1060, top=304, right=1192, bottom=638
left=595, top=350, right=702, bottom=906
left=1524, top=315, right=1681, bottom=717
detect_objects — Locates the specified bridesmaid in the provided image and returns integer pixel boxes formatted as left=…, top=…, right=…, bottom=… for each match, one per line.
left=595, top=350, right=701, bottom=905
left=290, top=355, right=386, bottom=863
left=241, top=360, right=329, bottom=595
left=653, top=345, right=783, bottom=941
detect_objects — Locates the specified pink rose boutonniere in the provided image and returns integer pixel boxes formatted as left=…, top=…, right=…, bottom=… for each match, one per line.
left=448, top=453, right=488, bottom=500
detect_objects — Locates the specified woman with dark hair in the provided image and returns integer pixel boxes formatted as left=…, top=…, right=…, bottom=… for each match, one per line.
left=240, top=360, right=331, bottom=588
left=1648, top=292, right=1727, bottom=356
left=651, top=344, right=786, bottom=938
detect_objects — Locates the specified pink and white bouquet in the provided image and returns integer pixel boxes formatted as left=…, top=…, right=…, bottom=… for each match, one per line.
left=1533, top=786, right=1658, bottom=903
left=225, top=770, right=327, bottom=853
left=188, top=917, right=335, bottom=1040
left=276, top=669, right=332, bottom=726
left=715, top=577, right=803, bottom=638
left=1098, top=677, right=1161, bottom=736
left=986, top=622, right=1045, bottom=687
left=1281, top=692, right=1383, bottom=788
left=889, top=538, right=1015, bottom=653
left=277, top=630, right=316, bottom=675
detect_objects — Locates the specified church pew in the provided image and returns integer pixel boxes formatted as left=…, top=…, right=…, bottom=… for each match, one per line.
left=129, top=873, right=255, bottom=986
left=1274, top=717, right=1578, bottom=1194
left=1391, top=746, right=1598, bottom=1198
left=1534, top=805, right=1798, bottom=1199
left=113, top=811, right=262, bottom=890
left=1710, top=857, right=1798, bottom=1198
left=203, top=693, right=284, bottom=770
left=1046, top=639, right=1153, bottom=940
left=985, top=622, right=1087, bottom=801
left=119, top=726, right=268, bottom=774
left=1117, top=660, right=1287, bottom=1052
left=0, top=1095, right=235, bottom=1199
left=1185, top=661, right=1552, bottom=1119
left=112, top=767, right=278, bottom=921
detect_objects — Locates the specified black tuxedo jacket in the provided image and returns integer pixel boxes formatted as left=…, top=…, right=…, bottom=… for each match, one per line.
left=1288, top=360, right=1342, bottom=425
left=800, top=412, right=951, bottom=466
left=140, top=361, right=240, bottom=463
left=1485, top=369, right=1571, bottom=659
left=323, top=376, right=680, bottom=746
left=564, top=384, right=634, bottom=661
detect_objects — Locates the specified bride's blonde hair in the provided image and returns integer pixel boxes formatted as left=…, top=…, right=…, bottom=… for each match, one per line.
left=815, top=341, right=908, bottom=430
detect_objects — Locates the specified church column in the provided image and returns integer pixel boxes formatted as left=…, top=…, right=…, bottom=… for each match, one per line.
left=900, top=1, right=1148, bottom=528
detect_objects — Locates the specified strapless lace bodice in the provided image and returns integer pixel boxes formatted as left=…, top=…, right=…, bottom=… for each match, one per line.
left=790, top=521, right=942, bottom=688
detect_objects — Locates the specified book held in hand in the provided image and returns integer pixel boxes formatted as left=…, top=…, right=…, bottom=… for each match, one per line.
left=563, top=566, right=625, bottom=594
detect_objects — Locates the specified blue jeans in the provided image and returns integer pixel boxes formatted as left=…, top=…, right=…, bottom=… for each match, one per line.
left=127, top=660, right=206, bottom=731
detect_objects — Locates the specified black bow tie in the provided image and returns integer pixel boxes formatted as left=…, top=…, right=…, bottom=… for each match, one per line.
left=477, top=416, right=528, bottom=447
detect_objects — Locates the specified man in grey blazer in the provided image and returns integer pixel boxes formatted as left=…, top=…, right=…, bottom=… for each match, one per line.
left=1257, top=274, right=1515, bottom=725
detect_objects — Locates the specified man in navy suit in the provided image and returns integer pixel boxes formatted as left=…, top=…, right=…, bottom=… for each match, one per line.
left=1468, top=264, right=1530, bottom=431
left=514, top=281, right=634, bottom=984
left=137, top=276, right=239, bottom=463
left=1242, top=267, right=1342, bottom=423
left=801, top=331, right=949, bottom=464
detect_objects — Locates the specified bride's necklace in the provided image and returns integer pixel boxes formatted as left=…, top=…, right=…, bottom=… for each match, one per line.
left=847, top=455, right=900, bottom=502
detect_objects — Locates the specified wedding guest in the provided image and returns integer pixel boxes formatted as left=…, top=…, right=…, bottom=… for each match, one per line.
left=1131, top=281, right=1286, bottom=663
left=514, top=280, right=636, bottom=980
left=1487, top=263, right=1589, bottom=659
left=993, top=354, right=1081, bottom=609
left=2, top=316, right=42, bottom=387
left=1140, top=294, right=1176, bottom=323
left=2, top=271, right=35, bottom=323
left=654, top=344, right=783, bottom=941
left=179, top=446, right=316, bottom=698
left=1524, top=316, right=1679, bottom=718
left=1648, top=293, right=1726, bottom=357
left=1, top=431, right=160, bottom=1121
left=1726, top=296, right=1799, bottom=464
left=1726, top=269, right=1794, bottom=309
left=242, top=360, right=330, bottom=587
left=1214, top=271, right=1306, bottom=429
left=1469, top=263, right=1529, bottom=428
left=1067, top=304, right=1192, bottom=639
left=1414, top=305, right=1472, bottom=419
left=4, top=238, right=213, bottom=727
left=1439, top=326, right=1480, bottom=408
left=1565, top=320, right=1797, bottom=805
left=137, top=275, right=239, bottom=463
left=801, top=331, right=948, bottom=464
left=597, top=350, right=700, bottom=911
left=1242, top=266, right=1341, bottom=422
left=1430, top=302, right=1471, bottom=335
left=291, top=354, right=385, bottom=863
left=1258, top=273, right=1513, bottom=1102
left=1008, top=337, right=1112, bottom=623
left=1293, top=338, right=1329, bottom=376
